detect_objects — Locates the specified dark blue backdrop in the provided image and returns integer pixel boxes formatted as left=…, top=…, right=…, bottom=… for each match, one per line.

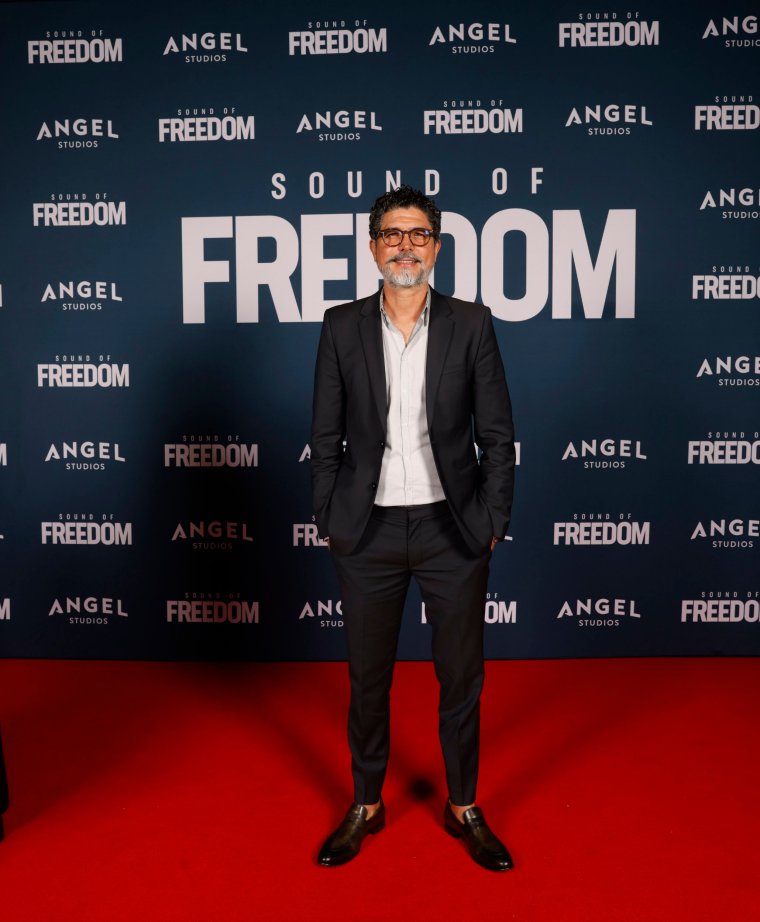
left=1, top=0, right=758, bottom=660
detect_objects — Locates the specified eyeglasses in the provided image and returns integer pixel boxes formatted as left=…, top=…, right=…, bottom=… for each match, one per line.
left=375, top=227, right=436, bottom=247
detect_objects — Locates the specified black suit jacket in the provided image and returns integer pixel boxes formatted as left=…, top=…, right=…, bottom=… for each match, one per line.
left=311, top=288, right=515, bottom=556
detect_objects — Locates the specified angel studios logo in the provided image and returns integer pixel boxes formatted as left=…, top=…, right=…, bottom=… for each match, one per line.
left=561, top=437, right=647, bottom=469
left=564, top=102, right=652, bottom=135
left=696, top=355, right=760, bottom=387
left=702, top=15, right=760, bottom=48
left=699, top=186, right=759, bottom=220
left=171, top=520, right=254, bottom=550
left=556, top=596, right=642, bottom=628
left=295, top=109, right=382, bottom=143
left=48, top=595, right=128, bottom=625
left=427, top=21, right=517, bottom=54
left=162, top=31, right=248, bottom=63
left=298, top=598, right=343, bottom=628
left=40, top=280, right=123, bottom=313
left=36, top=116, right=119, bottom=149
left=690, top=518, right=758, bottom=549
left=44, top=440, right=126, bottom=471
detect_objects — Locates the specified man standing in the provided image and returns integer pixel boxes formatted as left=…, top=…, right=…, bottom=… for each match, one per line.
left=311, top=186, right=515, bottom=871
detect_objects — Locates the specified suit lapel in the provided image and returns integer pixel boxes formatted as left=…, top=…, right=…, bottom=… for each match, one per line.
left=425, top=289, right=454, bottom=432
left=358, top=292, right=387, bottom=433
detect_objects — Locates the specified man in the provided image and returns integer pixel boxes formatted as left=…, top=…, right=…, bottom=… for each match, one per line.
left=311, top=186, right=515, bottom=871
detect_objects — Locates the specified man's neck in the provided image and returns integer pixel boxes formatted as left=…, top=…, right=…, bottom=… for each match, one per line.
left=381, top=282, right=430, bottom=327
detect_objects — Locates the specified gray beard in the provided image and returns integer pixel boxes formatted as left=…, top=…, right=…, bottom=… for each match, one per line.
left=381, top=259, right=430, bottom=289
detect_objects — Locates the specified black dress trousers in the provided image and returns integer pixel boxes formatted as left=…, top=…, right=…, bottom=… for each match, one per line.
left=330, top=501, right=490, bottom=806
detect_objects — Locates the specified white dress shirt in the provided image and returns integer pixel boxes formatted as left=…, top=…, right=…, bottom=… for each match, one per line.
left=374, top=290, right=446, bottom=507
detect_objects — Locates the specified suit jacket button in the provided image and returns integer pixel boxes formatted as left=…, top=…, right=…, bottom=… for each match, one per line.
left=378, top=441, right=384, bottom=447
left=370, top=482, right=377, bottom=490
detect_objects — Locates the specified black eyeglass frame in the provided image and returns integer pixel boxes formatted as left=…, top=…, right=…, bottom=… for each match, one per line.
left=373, top=227, right=438, bottom=247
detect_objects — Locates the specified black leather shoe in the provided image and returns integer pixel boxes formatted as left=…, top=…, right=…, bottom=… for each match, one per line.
left=318, top=800, right=385, bottom=866
left=444, top=801, right=513, bottom=871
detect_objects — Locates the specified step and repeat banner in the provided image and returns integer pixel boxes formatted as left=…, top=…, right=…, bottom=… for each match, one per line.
left=0, top=1, right=758, bottom=661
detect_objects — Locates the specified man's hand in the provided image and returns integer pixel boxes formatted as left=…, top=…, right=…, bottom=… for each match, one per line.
left=490, top=536, right=499, bottom=551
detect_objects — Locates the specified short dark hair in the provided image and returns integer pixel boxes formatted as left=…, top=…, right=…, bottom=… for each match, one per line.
left=369, top=185, right=441, bottom=240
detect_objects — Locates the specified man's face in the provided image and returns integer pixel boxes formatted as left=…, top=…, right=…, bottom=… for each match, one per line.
left=369, top=206, right=441, bottom=289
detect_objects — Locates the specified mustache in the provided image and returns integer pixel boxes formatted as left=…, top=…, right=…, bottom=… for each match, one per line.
left=389, top=253, right=423, bottom=264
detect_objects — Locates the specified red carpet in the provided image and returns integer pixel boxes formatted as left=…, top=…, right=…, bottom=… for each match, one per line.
left=0, top=658, right=758, bottom=921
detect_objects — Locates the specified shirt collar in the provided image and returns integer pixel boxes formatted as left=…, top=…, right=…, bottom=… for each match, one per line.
left=379, top=287, right=431, bottom=329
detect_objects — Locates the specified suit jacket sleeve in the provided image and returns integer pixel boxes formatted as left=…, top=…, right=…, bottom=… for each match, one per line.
left=472, top=309, right=516, bottom=538
left=310, top=311, right=345, bottom=537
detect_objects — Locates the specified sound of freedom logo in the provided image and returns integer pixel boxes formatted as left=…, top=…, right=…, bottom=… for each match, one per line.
left=28, top=34, right=123, bottom=64
left=33, top=197, right=126, bottom=227
left=164, top=437, right=258, bottom=467
left=166, top=597, right=259, bottom=623
left=687, top=433, right=760, bottom=464
left=293, top=522, right=328, bottom=546
left=422, top=595, right=516, bottom=624
left=41, top=517, right=132, bottom=545
left=181, top=205, right=636, bottom=324
left=423, top=100, right=522, bottom=135
left=553, top=515, right=650, bottom=545
left=288, top=22, right=387, bottom=55
left=158, top=110, right=254, bottom=142
left=695, top=96, right=758, bottom=130
left=681, top=592, right=760, bottom=623
left=558, top=17, right=659, bottom=47
left=692, top=268, right=760, bottom=299
left=37, top=358, right=129, bottom=387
